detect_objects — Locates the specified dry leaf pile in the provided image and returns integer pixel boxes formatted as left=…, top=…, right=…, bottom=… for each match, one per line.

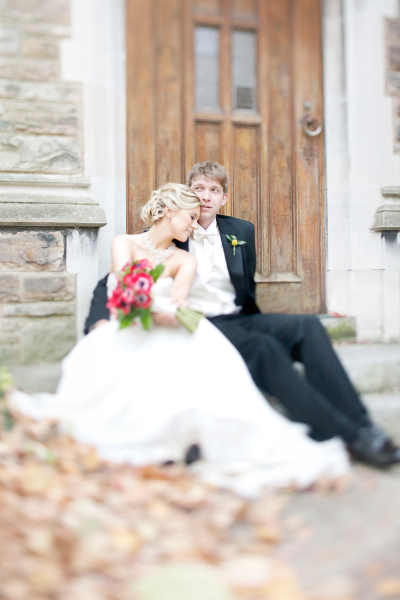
left=0, top=381, right=307, bottom=600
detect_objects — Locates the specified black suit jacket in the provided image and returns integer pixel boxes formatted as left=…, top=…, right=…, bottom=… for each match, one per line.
left=84, top=215, right=259, bottom=334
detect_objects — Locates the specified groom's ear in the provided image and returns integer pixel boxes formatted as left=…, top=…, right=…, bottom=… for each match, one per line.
left=221, top=193, right=228, bottom=207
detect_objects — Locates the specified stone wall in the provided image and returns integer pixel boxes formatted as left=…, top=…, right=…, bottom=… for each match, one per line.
left=0, top=0, right=106, bottom=391
left=323, top=0, right=400, bottom=342
left=0, top=230, right=76, bottom=368
left=0, top=0, right=82, bottom=174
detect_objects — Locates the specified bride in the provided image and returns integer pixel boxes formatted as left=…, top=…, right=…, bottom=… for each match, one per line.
left=10, top=183, right=350, bottom=498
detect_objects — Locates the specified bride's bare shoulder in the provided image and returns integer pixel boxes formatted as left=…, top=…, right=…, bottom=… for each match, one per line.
left=111, top=233, right=141, bottom=250
left=173, top=248, right=196, bottom=269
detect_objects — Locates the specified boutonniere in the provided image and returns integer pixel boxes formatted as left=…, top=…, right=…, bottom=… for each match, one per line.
left=226, top=234, right=246, bottom=256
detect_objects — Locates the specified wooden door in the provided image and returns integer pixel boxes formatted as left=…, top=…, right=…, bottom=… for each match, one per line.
left=127, top=0, right=326, bottom=314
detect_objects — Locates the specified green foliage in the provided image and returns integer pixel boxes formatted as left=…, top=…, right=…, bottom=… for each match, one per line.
left=0, top=365, right=14, bottom=431
left=140, top=310, right=153, bottom=331
left=225, top=235, right=246, bottom=256
left=150, top=264, right=165, bottom=282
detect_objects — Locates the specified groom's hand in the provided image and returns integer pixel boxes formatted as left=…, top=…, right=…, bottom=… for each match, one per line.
left=152, top=312, right=178, bottom=327
left=89, top=319, right=109, bottom=331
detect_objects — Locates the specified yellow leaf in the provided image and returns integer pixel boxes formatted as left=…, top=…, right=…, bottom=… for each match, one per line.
left=25, top=528, right=54, bottom=555
left=111, top=529, right=142, bottom=553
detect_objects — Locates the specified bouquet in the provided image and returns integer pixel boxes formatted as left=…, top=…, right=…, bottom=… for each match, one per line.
left=106, top=259, right=203, bottom=333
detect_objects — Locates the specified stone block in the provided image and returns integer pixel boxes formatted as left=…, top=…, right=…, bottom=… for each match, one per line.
left=0, top=23, right=21, bottom=55
left=0, top=300, right=75, bottom=317
left=21, top=38, right=59, bottom=59
left=0, top=80, right=81, bottom=103
left=0, top=0, right=70, bottom=25
left=2, top=113, right=79, bottom=136
left=0, top=273, right=20, bottom=301
left=0, top=318, right=20, bottom=363
left=0, top=341, right=20, bottom=364
left=22, top=273, right=75, bottom=301
left=0, top=231, right=64, bottom=271
left=23, top=23, right=70, bottom=39
left=0, top=317, right=21, bottom=332
left=2, top=99, right=79, bottom=115
left=20, top=315, right=76, bottom=364
left=9, top=363, right=61, bottom=392
left=0, top=133, right=81, bottom=173
left=0, top=57, right=59, bottom=81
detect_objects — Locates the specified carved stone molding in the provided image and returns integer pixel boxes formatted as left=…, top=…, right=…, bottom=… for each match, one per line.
left=0, top=193, right=107, bottom=228
left=371, top=186, right=400, bottom=231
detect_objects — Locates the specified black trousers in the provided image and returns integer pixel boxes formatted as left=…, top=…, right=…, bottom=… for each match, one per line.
left=209, top=312, right=370, bottom=443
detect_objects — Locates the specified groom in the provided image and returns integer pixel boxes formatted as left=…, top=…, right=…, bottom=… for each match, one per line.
left=85, top=161, right=400, bottom=468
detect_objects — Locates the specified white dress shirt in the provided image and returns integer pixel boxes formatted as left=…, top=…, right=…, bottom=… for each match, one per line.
left=188, top=219, right=242, bottom=317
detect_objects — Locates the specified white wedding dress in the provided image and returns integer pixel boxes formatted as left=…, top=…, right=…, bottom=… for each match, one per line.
left=10, top=277, right=350, bottom=498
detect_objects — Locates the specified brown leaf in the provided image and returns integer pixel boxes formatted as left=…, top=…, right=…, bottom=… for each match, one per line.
left=375, top=578, right=400, bottom=597
left=27, top=559, right=65, bottom=593
left=19, top=462, right=53, bottom=495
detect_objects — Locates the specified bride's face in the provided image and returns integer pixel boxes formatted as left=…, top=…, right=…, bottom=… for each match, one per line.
left=169, top=206, right=200, bottom=241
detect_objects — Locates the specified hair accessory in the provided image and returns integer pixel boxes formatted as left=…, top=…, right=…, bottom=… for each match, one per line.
left=142, top=232, right=175, bottom=265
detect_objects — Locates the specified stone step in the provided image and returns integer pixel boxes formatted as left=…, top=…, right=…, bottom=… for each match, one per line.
left=318, top=314, right=357, bottom=342
left=335, top=343, right=400, bottom=393
left=10, top=343, right=400, bottom=396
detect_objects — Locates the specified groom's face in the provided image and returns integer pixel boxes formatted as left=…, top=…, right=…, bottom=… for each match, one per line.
left=190, top=177, right=228, bottom=223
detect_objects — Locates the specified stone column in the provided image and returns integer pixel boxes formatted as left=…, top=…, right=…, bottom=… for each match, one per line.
left=0, top=179, right=106, bottom=392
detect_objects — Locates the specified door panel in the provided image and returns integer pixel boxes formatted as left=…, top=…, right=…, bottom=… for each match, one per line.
left=195, top=121, right=223, bottom=163
left=232, top=124, right=260, bottom=229
left=127, top=0, right=325, bottom=313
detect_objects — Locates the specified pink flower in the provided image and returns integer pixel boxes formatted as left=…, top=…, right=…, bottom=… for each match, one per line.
left=121, top=288, right=135, bottom=305
left=133, top=274, right=153, bottom=292
left=123, top=272, right=139, bottom=287
left=136, top=258, right=151, bottom=270
left=135, top=292, right=151, bottom=309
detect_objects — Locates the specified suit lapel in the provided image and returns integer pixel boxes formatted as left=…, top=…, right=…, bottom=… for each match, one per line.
left=216, top=216, right=246, bottom=305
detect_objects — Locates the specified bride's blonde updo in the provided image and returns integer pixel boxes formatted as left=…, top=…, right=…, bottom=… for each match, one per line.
left=141, top=183, right=200, bottom=227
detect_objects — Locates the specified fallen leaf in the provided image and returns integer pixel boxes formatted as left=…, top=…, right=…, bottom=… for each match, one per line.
left=375, top=578, right=400, bottom=597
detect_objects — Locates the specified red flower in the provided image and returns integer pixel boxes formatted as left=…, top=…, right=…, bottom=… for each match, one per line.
left=123, top=272, right=139, bottom=287
left=106, top=283, right=124, bottom=313
left=120, top=302, right=130, bottom=315
left=135, top=292, right=151, bottom=308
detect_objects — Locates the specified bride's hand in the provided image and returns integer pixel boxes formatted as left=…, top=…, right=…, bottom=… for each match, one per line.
left=151, top=312, right=178, bottom=327
left=171, top=298, right=189, bottom=310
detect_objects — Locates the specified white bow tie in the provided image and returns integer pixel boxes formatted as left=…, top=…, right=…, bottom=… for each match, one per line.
left=192, top=229, right=219, bottom=244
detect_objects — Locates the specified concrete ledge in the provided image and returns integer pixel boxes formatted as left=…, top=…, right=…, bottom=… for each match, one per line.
left=0, top=199, right=107, bottom=227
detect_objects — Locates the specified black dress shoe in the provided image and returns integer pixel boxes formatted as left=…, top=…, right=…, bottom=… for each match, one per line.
left=184, top=443, right=202, bottom=465
left=348, top=425, right=400, bottom=468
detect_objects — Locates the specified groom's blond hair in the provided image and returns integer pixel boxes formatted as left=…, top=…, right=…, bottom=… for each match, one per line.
left=186, top=161, right=229, bottom=194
